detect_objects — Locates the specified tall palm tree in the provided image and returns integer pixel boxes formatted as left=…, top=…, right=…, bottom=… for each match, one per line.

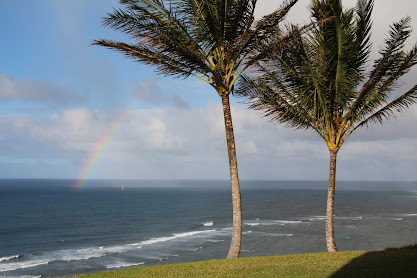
left=93, top=0, right=298, bottom=258
left=239, top=0, right=417, bottom=252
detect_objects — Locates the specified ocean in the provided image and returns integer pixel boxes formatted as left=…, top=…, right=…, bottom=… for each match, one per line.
left=0, top=179, right=416, bottom=277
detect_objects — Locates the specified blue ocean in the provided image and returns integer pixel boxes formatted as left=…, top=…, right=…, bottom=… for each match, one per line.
left=0, top=180, right=416, bottom=277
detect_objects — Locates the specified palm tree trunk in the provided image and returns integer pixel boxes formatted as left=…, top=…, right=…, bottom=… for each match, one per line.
left=221, top=94, right=242, bottom=259
left=326, top=148, right=338, bottom=252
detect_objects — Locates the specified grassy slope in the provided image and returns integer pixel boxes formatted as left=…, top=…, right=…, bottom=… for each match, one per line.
left=78, top=245, right=417, bottom=278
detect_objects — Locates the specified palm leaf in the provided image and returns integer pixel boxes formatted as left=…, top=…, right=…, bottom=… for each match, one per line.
left=93, top=0, right=213, bottom=78
left=346, top=16, right=413, bottom=122
left=352, top=84, right=417, bottom=130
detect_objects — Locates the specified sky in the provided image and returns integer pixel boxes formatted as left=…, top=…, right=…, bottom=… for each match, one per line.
left=0, top=0, right=417, bottom=182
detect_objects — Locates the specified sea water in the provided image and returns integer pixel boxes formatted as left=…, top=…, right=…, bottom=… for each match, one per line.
left=0, top=180, right=416, bottom=277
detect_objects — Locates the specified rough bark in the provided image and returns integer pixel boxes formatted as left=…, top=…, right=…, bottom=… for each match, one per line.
left=221, top=94, right=242, bottom=259
left=326, top=148, right=338, bottom=252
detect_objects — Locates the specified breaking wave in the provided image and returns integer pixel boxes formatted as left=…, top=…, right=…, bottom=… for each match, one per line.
left=307, top=216, right=326, bottom=221
left=245, top=219, right=303, bottom=226
left=0, top=260, right=48, bottom=272
left=105, top=262, right=145, bottom=269
left=139, top=230, right=217, bottom=246
left=0, top=255, right=20, bottom=262
left=0, top=228, right=220, bottom=273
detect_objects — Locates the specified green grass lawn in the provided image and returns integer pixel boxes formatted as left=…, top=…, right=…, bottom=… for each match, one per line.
left=77, top=245, right=417, bottom=277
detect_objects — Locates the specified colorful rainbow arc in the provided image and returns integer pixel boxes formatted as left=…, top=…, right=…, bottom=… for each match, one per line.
left=71, top=95, right=145, bottom=191
left=71, top=110, right=131, bottom=191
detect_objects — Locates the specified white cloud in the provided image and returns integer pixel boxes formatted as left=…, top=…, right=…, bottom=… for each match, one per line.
left=2, top=101, right=416, bottom=180
left=143, top=117, right=186, bottom=150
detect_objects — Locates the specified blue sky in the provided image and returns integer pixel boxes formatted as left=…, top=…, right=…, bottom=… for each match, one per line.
left=1, top=0, right=417, bottom=182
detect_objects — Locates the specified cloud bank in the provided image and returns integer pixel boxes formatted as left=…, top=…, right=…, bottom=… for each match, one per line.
left=1, top=102, right=416, bottom=181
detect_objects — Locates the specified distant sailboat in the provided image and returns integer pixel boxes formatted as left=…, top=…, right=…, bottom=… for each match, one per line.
left=121, top=186, right=124, bottom=191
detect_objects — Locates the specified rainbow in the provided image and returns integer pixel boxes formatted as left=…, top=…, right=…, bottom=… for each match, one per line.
left=71, top=109, right=132, bottom=190
left=71, top=86, right=149, bottom=191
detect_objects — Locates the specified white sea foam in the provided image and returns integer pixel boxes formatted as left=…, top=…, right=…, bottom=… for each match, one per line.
left=207, top=239, right=225, bottom=243
left=46, top=244, right=141, bottom=263
left=307, top=216, right=326, bottom=221
left=401, top=214, right=417, bottom=217
left=274, top=220, right=302, bottom=224
left=307, top=216, right=362, bottom=221
left=0, top=275, right=42, bottom=278
left=203, top=221, right=214, bottom=227
left=57, top=248, right=107, bottom=262
left=387, top=218, right=403, bottom=221
left=0, top=229, right=219, bottom=273
left=0, top=260, right=48, bottom=272
left=126, top=243, right=143, bottom=248
left=243, top=231, right=252, bottom=235
left=0, top=246, right=124, bottom=272
left=139, top=230, right=216, bottom=246
left=261, top=233, right=293, bottom=237
left=0, top=255, right=19, bottom=262
left=105, top=262, right=145, bottom=269
left=246, top=220, right=292, bottom=226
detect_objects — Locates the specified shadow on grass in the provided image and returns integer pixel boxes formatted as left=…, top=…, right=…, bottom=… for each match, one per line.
left=329, top=244, right=417, bottom=278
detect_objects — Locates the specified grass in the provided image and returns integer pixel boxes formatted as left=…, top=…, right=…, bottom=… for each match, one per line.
left=77, top=244, right=417, bottom=277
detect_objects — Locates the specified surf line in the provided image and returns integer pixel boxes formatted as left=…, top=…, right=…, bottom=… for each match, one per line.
left=71, top=97, right=143, bottom=190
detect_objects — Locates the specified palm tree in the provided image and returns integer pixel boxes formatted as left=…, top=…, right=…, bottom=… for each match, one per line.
left=93, top=0, right=298, bottom=258
left=239, top=0, right=417, bottom=252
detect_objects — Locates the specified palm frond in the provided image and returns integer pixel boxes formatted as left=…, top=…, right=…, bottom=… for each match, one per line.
left=227, top=0, right=257, bottom=38
left=226, top=0, right=298, bottom=63
left=352, top=84, right=417, bottom=130
left=93, top=40, right=202, bottom=77
left=345, top=17, right=415, bottom=123
left=354, top=0, right=373, bottom=69
left=94, top=0, right=214, bottom=78
left=239, top=73, right=322, bottom=134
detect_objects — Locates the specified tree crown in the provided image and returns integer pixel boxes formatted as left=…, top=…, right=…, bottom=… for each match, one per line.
left=93, top=0, right=298, bottom=96
left=239, top=0, right=417, bottom=150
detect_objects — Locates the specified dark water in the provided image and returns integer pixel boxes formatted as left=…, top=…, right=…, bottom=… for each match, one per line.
left=0, top=180, right=416, bottom=277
